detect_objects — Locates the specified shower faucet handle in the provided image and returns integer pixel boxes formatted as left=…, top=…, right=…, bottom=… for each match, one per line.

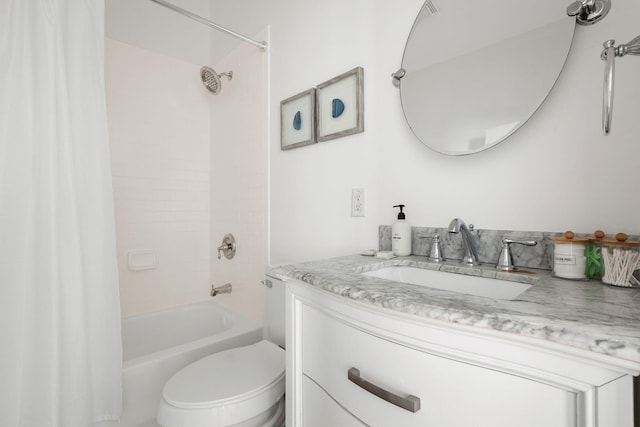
left=217, top=234, right=236, bottom=260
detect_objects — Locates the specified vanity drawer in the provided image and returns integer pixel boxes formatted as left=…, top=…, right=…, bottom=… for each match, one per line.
left=302, top=374, right=366, bottom=427
left=301, top=304, right=576, bottom=427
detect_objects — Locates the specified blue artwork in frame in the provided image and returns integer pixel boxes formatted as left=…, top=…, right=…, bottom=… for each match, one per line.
left=280, top=88, right=317, bottom=150
left=331, top=99, right=345, bottom=118
left=293, top=111, right=302, bottom=130
left=316, top=67, right=364, bottom=142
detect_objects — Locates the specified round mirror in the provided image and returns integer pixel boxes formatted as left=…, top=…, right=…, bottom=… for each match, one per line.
left=398, top=0, right=575, bottom=155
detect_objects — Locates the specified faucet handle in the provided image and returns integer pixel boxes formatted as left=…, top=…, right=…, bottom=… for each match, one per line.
left=417, top=233, right=446, bottom=262
left=496, top=238, right=537, bottom=271
left=427, top=234, right=446, bottom=262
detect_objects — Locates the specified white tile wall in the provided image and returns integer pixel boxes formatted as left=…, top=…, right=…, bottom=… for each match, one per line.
left=106, top=38, right=212, bottom=317
left=209, top=40, right=269, bottom=325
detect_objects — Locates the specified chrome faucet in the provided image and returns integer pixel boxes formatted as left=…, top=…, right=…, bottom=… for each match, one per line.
left=448, top=218, right=480, bottom=266
left=211, top=283, right=232, bottom=296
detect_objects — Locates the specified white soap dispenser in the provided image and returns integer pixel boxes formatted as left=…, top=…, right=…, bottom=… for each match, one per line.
left=392, top=204, right=412, bottom=256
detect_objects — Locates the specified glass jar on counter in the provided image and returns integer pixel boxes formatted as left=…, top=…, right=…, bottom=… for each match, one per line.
left=551, top=231, right=589, bottom=280
left=585, top=230, right=605, bottom=280
left=600, top=233, right=640, bottom=287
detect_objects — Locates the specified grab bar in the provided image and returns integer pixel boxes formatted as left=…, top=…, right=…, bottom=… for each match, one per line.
left=601, top=35, right=640, bottom=134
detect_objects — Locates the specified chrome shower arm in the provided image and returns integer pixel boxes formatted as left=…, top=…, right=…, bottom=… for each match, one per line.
left=601, top=35, right=640, bottom=135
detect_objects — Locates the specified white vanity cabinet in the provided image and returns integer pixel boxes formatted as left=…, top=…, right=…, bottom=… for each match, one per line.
left=285, top=278, right=636, bottom=427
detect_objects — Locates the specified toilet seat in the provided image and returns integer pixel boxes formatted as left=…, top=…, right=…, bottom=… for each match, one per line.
left=158, top=340, right=285, bottom=427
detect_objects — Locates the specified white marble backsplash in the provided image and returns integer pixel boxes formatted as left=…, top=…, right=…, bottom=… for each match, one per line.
left=379, top=225, right=640, bottom=271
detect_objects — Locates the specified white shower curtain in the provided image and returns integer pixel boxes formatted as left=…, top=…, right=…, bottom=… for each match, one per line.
left=0, top=1, right=122, bottom=426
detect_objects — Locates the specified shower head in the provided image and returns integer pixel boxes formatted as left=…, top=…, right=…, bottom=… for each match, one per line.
left=200, top=66, right=233, bottom=94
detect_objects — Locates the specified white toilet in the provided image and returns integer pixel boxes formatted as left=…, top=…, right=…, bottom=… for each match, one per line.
left=157, top=275, right=286, bottom=427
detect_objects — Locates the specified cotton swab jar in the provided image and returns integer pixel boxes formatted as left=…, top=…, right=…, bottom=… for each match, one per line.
left=601, top=233, right=640, bottom=287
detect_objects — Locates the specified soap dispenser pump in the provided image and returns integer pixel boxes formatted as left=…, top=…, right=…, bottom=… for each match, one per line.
left=392, top=204, right=412, bottom=256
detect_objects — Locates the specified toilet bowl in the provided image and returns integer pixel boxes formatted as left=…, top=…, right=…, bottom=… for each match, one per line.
left=157, top=340, right=285, bottom=427
left=157, top=275, right=287, bottom=427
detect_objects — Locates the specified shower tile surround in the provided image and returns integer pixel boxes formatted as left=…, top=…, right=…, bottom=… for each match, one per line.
left=271, top=225, right=640, bottom=364
left=106, top=37, right=268, bottom=321
left=106, top=38, right=211, bottom=316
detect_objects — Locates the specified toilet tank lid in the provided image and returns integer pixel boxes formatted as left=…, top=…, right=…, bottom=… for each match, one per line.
left=163, top=340, right=285, bottom=409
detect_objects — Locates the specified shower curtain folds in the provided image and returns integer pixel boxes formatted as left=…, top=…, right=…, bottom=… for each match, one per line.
left=0, top=0, right=122, bottom=426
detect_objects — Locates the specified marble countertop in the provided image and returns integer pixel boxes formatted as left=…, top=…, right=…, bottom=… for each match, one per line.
left=270, top=254, right=640, bottom=366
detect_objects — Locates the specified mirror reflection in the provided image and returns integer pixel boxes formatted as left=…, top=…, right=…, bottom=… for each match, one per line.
left=399, top=0, right=575, bottom=155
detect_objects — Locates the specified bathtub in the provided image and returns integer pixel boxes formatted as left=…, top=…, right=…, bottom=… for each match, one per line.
left=110, top=301, right=263, bottom=427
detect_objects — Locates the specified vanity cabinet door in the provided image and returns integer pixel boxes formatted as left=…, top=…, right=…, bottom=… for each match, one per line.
left=301, top=304, right=576, bottom=427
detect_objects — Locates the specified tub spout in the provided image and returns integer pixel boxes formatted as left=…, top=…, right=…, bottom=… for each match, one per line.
left=211, top=283, right=232, bottom=296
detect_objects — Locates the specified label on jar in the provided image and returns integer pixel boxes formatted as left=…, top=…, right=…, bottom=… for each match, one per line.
left=554, top=255, right=576, bottom=265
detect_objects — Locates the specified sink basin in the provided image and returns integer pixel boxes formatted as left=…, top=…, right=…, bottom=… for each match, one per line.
left=362, top=266, right=531, bottom=300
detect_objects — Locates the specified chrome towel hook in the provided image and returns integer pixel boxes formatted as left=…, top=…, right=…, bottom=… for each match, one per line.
left=601, top=35, right=640, bottom=134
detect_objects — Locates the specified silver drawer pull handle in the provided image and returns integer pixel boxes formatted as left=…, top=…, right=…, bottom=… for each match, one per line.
left=347, top=367, right=421, bottom=413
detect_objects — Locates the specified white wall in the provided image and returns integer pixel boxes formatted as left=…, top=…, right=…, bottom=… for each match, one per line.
left=105, top=0, right=640, bottom=315
left=268, top=0, right=640, bottom=265
left=106, top=38, right=211, bottom=316
left=269, top=0, right=381, bottom=264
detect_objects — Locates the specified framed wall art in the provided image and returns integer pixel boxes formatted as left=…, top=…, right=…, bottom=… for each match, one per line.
left=280, top=88, right=316, bottom=150
left=316, top=67, right=364, bottom=142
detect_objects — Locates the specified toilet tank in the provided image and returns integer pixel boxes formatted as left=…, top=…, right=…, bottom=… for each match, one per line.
left=264, top=274, right=286, bottom=348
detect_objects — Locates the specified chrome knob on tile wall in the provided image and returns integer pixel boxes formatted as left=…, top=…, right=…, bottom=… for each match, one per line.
left=217, top=234, right=236, bottom=260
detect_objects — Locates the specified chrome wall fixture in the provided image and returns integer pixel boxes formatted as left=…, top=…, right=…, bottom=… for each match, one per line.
left=148, top=0, right=267, bottom=50
left=210, top=283, right=232, bottom=296
left=217, top=234, right=236, bottom=260
left=601, top=36, right=640, bottom=134
left=566, top=0, right=611, bottom=25
left=565, top=1, right=640, bottom=135
left=200, top=66, right=233, bottom=94
left=391, top=68, right=405, bottom=87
